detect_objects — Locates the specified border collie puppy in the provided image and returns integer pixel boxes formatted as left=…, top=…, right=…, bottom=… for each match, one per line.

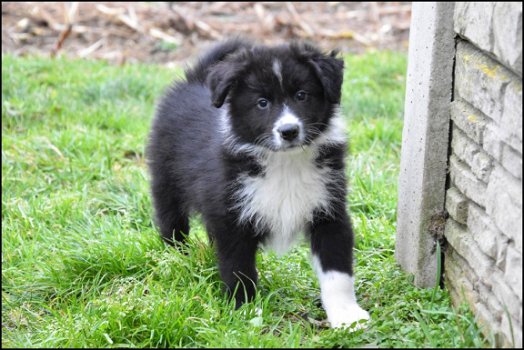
left=146, top=39, right=370, bottom=328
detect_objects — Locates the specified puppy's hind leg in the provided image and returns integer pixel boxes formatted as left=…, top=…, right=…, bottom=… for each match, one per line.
left=214, top=226, right=259, bottom=308
left=151, top=180, right=190, bottom=246
left=159, top=209, right=190, bottom=247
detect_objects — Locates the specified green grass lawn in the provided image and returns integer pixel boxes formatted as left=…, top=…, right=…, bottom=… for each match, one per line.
left=2, top=52, right=489, bottom=348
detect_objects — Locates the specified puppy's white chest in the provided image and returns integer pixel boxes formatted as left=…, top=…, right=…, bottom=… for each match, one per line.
left=234, top=148, right=332, bottom=255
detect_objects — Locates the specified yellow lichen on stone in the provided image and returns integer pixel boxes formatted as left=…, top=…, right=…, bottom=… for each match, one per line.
left=478, top=64, right=498, bottom=78
left=467, top=114, right=478, bottom=123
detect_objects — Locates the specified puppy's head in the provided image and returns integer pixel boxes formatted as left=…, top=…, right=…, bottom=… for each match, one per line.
left=207, top=42, right=344, bottom=151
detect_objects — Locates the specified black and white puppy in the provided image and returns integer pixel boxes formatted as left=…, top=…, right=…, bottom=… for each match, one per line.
left=146, top=39, right=369, bottom=328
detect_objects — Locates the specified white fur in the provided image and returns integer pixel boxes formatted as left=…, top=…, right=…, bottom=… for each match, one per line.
left=314, top=107, right=347, bottom=145
left=218, top=108, right=231, bottom=134
left=272, top=59, right=283, bottom=86
left=312, top=255, right=370, bottom=330
left=272, top=106, right=304, bottom=148
left=234, top=147, right=333, bottom=254
left=274, top=106, right=300, bottom=127
left=231, top=113, right=347, bottom=255
left=220, top=108, right=268, bottom=157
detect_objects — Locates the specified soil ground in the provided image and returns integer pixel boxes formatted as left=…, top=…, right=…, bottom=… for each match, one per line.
left=2, top=2, right=411, bottom=65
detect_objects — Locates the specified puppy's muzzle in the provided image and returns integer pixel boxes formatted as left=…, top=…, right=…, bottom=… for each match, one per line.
left=278, top=123, right=300, bottom=141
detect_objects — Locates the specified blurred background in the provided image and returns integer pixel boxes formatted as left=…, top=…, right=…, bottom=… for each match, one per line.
left=2, top=2, right=411, bottom=66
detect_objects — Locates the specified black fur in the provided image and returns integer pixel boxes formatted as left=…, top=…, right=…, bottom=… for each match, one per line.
left=146, top=39, right=355, bottom=308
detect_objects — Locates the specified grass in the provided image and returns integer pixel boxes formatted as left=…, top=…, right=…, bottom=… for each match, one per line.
left=2, top=51, right=490, bottom=348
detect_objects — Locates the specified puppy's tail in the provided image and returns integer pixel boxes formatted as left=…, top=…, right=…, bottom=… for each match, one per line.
left=185, top=38, right=253, bottom=84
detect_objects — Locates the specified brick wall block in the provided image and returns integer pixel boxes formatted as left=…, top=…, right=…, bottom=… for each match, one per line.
left=500, top=315, right=522, bottom=348
left=474, top=281, right=519, bottom=348
left=500, top=79, right=523, bottom=153
left=482, top=122, right=523, bottom=177
left=450, top=99, right=487, bottom=145
left=477, top=282, right=504, bottom=322
left=445, top=250, right=478, bottom=307
left=452, top=98, right=521, bottom=173
left=504, top=246, right=523, bottom=301
left=455, top=2, right=523, bottom=76
left=485, top=165, right=523, bottom=252
left=493, top=2, right=523, bottom=76
left=445, top=187, right=468, bottom=224
left=455, top=41, right=513, bottom=125
left=449, top=155, right=487, bottom=208
left=445, top=247, right=523, bottom=347
left=455, top=41, right=522, bottom=154
left=501, top=144, right=523, bottom=180
left=444, top=219, right=494, bottom=280
left=454, top=2, right=495, bottom=55
left=475, top=302, right=502, bottom=344
left=490, top=271, right=522, bottom=317
left=467, top=202, right=500, bottom=260
left=452, top=125, right=493, bottom=182
left=446, top=245, right=478, bottom=289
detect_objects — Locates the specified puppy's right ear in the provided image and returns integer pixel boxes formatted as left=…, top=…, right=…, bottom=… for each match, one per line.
left=207, top=52, right=249, bottom=108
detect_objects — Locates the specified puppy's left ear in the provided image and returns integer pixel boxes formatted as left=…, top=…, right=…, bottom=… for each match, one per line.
left=206, top=50, right=250, bottom=108
left=207, top=62, right=237, bottom=108
left=308, top=50, right=344, bottom=104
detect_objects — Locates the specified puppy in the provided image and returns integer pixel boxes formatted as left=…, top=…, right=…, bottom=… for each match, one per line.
left=146, top=39, right=370, bottom=328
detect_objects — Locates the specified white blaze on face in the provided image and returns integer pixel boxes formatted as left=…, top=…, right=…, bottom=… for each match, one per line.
left=272, top=59, right=283, bottom=87
left=312, top=255, right=370, bottom=330
left=272, top=105, right=304, bottom=148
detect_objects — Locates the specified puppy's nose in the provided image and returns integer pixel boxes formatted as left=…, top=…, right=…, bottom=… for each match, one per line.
left=278, top=123, right=300, bottom=141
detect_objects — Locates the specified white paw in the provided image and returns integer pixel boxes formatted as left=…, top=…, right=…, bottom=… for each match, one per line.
left=327, top=303, right=370, bottom=331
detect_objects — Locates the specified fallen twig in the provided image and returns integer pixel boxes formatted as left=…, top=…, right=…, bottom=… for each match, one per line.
left=78, top=38, right=104, bottom=58
left=285, top=2, right=314, bottom=37
left=254, top=3, right=275, bottom=32
left=318, top=28, right=372, bottom=46
left=51, top=2, right=78, bottom=57
left=51, top=23, right=72, bottom=56
left=149, top=27, right=179, bottom=45
left=169, top=6, right=221, bottom=40
left=97, top=4, right=181, bottom=45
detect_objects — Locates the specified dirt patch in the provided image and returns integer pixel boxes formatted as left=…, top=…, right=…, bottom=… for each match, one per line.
left=2, top=2, right=411, bottom=65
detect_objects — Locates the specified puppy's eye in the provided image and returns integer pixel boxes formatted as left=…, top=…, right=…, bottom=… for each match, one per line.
left=295, top=90, right=307, bottom=102
left=257, top=98, right=270, bottom=109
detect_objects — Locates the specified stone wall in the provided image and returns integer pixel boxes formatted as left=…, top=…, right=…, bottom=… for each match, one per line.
left=396, top=2, right=522, bottom=348
left=444, top=3, right=522, bottom=347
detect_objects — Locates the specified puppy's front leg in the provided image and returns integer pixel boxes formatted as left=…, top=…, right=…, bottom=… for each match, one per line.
left=214, top=228, right=259, bottom=308
left=309, top=214, right=370, bottom=329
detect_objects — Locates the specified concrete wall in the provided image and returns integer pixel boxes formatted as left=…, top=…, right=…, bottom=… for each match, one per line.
left=396, top=2, right=522, bottom=347
left=395, top=2, right=455, bottom=288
